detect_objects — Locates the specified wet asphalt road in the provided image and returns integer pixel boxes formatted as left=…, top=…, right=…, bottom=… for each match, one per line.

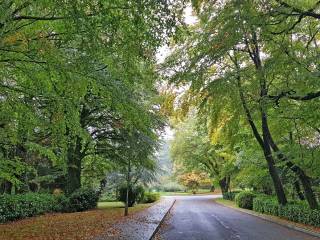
left=157, top=195, right=319, bottom=240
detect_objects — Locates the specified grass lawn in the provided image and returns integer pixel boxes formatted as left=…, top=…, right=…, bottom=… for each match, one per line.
left=0, top=201, right=153, bottom=240
left=214, top=198, right=237, bottom=208
left=97, top=201, right=125, bottom=208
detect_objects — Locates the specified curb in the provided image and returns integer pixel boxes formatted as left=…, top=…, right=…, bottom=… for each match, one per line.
left=214, top=200, right=320, bottom=239
left=149, top=199, right=176, bottom=240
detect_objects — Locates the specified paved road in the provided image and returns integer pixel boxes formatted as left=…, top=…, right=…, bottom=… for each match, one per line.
left=156, top=195, right=319, bottom=240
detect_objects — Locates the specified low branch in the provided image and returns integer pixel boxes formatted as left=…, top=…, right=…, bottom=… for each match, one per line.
left=269, top=90, right=320, bottom=105
left=13, top=15, right=66, bottom=21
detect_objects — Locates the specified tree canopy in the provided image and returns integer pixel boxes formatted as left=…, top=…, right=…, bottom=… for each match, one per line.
left=164, top=0, right=320, bottom=209
left=0, top=0, right=182, bottom=195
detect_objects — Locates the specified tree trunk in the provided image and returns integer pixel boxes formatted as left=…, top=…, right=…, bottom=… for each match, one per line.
left=124, top=158, right=131, bottom=216
left=294, top=180, right=305, bottom=200
left=266, top=130, right=318, bottom=209
left=219, top=177, right=229, bottom=195
left=261, top=134, right=287, bottom=205
left=234, top=67, right=287, bottom=205
left=98, top=178, right=107, bottom=195
left=297, top=171, right=318, bottom=209
left=260, top=95, right=287, bottom=205
left=66, top=136, right=82, bottom=194
left=247, top=35, right=287, bottom=205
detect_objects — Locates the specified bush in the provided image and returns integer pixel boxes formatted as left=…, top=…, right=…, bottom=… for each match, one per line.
left=54, top=194, right=71, bottom=212
left=0, top=188, right=99, bottom=223
left=253, top=196, right=320, bottom=227
left=235, top=191, right=257, bottom=210
left=67, top=188, right=99, bottom=212
left=117, top=185, right=144, bottom=207
left=143, top=192, right=160, bottom=203
left=156, top=182, right=185, bottom=192
left=223, top=191, right=240, bottom=201
left=0, top=193, right=56, bottom=223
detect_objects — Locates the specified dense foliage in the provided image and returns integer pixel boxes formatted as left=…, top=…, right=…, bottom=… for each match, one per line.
left=0, top=0, right=185, bottom=220
left=164, top=0, right=320, bottom=213
left=142, top=192, right=160, bottom=203
left=253, top=196, right=320, bottom=227
left=117, top=185, right=145, bottom=207
left=235, top=191, right=257, bottom=210
left=0, top=188, right=99, bottom=223
left=0, top=193, right=56, bottom=223
left=223, top=191, right=241, bottom=201
left=67, top=188, right=99, bottom=212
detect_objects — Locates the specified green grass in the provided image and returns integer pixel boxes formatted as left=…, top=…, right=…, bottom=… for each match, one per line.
left=97, top=201, right=154, bottom=211
left=215, top=198, right=237, bottom=208
left=98, top=201, right=124, bottom=209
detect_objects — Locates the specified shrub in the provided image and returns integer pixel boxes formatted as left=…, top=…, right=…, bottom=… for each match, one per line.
left=143, top=192, right=160, bottom=203
left=235, top=191, right=257, bottom=210
left=117, top=185, right=144, bottom=207
left=253, top=196, right=320, bottom=227
left=67, top=188, right=99, bottom=212
left=156, top=182, right=185, bottom=192
left=0, top=193, right=56, bottom=223
left=53, top=194, right=71, bottom=212
left=223, top=191, right=240, bottom=201
left=0, top=188, right=99, bottom=223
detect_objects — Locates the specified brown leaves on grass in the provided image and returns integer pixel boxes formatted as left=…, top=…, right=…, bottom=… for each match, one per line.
left=0, top=204, right=152, bottom=240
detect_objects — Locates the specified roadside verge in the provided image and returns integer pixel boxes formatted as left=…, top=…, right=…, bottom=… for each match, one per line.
left=149, top=198, right=176, bottom=240
left=214, top=199, right=320, bottom=238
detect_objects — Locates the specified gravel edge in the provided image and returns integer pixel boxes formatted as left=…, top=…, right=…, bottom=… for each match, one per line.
left=149, top=199, right=176, bottom=240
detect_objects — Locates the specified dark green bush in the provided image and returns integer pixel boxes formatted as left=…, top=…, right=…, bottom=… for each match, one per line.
left=117, top=185, right=144, bottom=207
left=253, top=196, right=320, bottom=227
left=223, top=191, right=240, bottom=201
left=53, top=194, right=71, bottom=212
left=67, top=188, right=99, bottom=212
left=143, top=192, right=160, bottom=203
left=0, top=193, right=56, bottom=223
left=235, top=191, right=257, bottom=210
left=0, top=188, right=99, bottom=223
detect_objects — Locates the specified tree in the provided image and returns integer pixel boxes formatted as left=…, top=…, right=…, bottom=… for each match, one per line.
left=0, top=0, right=182, bottom=196
left=163, top=0, right=320, bottom=208
left=178, top=171, right=209, bottom=194
left=170, top=112, right=236, bottom=194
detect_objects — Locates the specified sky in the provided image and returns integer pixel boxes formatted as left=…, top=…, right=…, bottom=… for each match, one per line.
left=156, top=5, right=198, bottom=140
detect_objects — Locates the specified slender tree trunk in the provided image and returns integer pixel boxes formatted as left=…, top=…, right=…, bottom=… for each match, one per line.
left=294, top=181, right=305, bottom=200
left=98, top=178, right=107, bottom=195
left=251, top=33, right=287, bottom=204
left=1, top=181, right=12, bottom=194
left=125, top=158, right=131, bottom=216
left=261, top=117, right=287, bottom=205
left=234, top=69, right=287, bottom=205
left=266, top=130, right=318, bottom=209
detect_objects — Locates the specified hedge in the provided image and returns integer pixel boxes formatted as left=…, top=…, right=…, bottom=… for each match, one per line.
left=0, top=188, right=100, bottom=223
left=143, top=192, right=160, bottom=203
left=253, top=196, right=320, bottom=227
left=67, top=188, right=99, bottom=212
left=223, top=191, right=240, bottom=201
left=0, top=193, right=56, bottom=223
left=235, top=191, right=257, bottom=210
